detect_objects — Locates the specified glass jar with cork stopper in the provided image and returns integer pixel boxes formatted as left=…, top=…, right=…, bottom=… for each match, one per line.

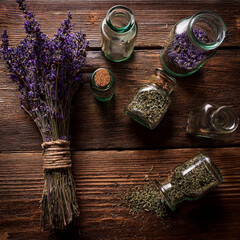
left=90, top=68, right=115, bottom=102
left=124, top=68, right=176, bottom=130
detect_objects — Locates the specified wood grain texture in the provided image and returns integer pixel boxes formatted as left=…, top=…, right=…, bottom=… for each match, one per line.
left=0, top=49, right=240, bottom=151
left=1, top=1, right=240, bottom=240
left=0, top=0, right=239, bottom=48
left=0, top=148, right=240, bottom=240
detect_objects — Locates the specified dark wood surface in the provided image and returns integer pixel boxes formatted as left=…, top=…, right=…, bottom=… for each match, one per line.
left=0, top=0, right=240, bottom=239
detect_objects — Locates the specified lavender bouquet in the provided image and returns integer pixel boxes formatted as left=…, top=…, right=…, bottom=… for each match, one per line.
left=1, top=0, right=89, bottom=229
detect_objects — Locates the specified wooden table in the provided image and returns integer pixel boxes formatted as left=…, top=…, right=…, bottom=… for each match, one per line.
left=0, top=0, right=240, bottom=239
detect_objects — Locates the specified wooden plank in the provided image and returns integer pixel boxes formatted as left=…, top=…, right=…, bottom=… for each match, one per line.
left=0, top=1, right=239, bottom=48
left=0, top=49, right=240, bottom=151
left=0, top=147, right=240, bottom=239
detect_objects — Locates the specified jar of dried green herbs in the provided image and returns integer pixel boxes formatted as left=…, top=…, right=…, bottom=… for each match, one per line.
left=124, top=68, right=176, bottom=130
left=155, top=152, right=222, bottom=211
left=160, top=11, right=226, bottom=76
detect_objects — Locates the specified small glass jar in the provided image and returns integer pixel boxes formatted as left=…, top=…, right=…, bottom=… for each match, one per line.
left=155, top=152, right=222, bottom=211
left=186, top=103, right=239, bottom=138
left=90, top=68, right=115, bottom=101
left=124, top=68, right=176, bottom=130
left=101, top=5, right=138, bottom=62
left=160, top=11, right=226, bottom=76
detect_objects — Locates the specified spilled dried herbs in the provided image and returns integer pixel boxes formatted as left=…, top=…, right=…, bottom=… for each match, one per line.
left=122, top=153, right=222, bottom=217
left=123, top=182, right=170, bottom=218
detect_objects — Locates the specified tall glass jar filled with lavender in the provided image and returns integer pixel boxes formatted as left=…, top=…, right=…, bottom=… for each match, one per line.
left=160, top=11, right=226, bottom=76
left=101, top=5, right=138, bottom=62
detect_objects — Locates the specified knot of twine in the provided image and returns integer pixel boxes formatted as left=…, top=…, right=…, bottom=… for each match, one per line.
left=41, top=140, right=71, bottom=170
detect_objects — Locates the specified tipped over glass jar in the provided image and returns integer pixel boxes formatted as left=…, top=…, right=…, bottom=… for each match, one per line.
left=186, top=103, right=239, bottom=138
left=160, top=11, right=226, bottom=76
left=155, top=152, right=222, bottom=211
left=124, top=68, right=176, bottom=130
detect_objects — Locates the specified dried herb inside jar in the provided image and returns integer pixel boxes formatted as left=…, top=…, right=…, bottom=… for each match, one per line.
left=157, top=153, right=222, bottom=210
left=162, top=154, right=219, bottom=205
left=122, top=153, right=222, bottom=216
left=125, top=69, right=176, bottom=130
left=125, top=83, right=171, bottom=129
left=166, top=27, right=212, bottom=70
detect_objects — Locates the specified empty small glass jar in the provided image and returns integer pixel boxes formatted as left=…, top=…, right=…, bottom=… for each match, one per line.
left=101, top=5, right=138, bottom=62
left=160, top=11, right=226, bottom=76
left=90, top=68, right=115, bottom=101
left=186, top=103, right=239, bottom=138
left=155, top=152, right=222, bottom=211
left=124, top=68, right=176, bottom=130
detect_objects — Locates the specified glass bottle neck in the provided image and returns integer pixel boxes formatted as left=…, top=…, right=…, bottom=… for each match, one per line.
left=211, top=106, right=239, bottom=133
left=155, top=179, right=176, bottom=211
left=106, top=5, right=135, bottom=33
left=151, top=68, right=176, bottom=95
left=187, top=11, right=226, bottom=50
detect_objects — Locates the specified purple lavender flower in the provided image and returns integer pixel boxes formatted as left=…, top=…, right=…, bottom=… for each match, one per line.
left=1, top=0, right=89, bottom=142
left=166, top=27, right=212, bottom=70
left=1, top=1, right=89, bottom=230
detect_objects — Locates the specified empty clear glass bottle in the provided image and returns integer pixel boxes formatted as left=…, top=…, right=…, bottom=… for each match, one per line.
left=101, top=5, right=138, bottom=62
left=186, top=103, right=239, bottom=138
left=124, top=68, right=176, bottom=130
left=160, top=11, right=226, bottom=76
left=155, top=152, right=222, bottom=211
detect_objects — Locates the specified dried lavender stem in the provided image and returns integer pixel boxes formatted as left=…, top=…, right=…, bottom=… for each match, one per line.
left=40, top=168, right=79, bottom=230
left=1, top=0, right=88, bottom=230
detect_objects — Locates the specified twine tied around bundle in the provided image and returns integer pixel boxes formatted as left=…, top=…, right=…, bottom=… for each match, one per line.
left=41, top=140, right=72, bottom=170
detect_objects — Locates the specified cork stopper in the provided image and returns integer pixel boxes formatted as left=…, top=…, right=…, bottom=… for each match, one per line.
left=151, top=68, right=176, bottom=94
left=94, top=68, right=111, bottom=87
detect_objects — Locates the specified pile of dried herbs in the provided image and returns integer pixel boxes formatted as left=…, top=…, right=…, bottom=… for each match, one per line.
left=123, top=182, right=170, bottom=218
left=123, top=153, right=222, bottom=218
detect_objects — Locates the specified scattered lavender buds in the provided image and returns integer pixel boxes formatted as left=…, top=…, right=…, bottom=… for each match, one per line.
left=166, top=27, right=210, bottom=70
left=1, top=0, right=89, bottom=230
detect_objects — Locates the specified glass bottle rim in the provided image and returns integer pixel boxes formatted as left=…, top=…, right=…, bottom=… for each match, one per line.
left=91, top=68, right=114, bottom=91
left=188, top=11, right=226, bottom=50
left=106, top=5, right=136, bottom=33
left=211, top=106, right=239, bottom=133
left=198, top=152, right=222, bottom=183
